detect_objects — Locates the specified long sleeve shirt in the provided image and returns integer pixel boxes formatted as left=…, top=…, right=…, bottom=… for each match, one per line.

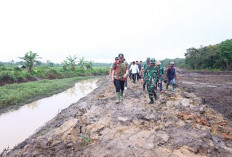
left=130, top=64, right=139, bottom=74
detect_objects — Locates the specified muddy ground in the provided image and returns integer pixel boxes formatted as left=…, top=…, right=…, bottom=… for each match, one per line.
left=4, top=76, right=232, bottom=157
left=177, top=69, right=232, bottom=121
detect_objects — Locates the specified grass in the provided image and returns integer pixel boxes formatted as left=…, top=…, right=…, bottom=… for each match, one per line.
left=0, top=65, right=109, bottom=84
left=78, top=134, right=91, bottom=147
left=0, top=76, right=95, bottom=109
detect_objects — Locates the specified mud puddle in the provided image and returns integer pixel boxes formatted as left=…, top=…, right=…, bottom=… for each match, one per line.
left=0, top=78, right=98, bottom=151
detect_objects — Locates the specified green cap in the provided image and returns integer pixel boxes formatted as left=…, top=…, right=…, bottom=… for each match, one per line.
left=150, top=58, right=156, bottom=64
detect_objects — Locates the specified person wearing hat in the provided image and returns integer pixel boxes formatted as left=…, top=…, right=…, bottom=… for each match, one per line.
left=112, top=53, right=129, bottom=103
left=138, top=61, right=143, bottom=80
left=141, top=57, right=151, bottom=91
left=156, top=61, right=164, bottom=92
left=109, top=57, right=119, bottom=78
left=166, top=62, right=176, bottom=91
left=142, top=58, right=158, bottom=104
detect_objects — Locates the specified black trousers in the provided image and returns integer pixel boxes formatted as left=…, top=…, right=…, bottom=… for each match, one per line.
left=115, top=79, right=125, bottom=92
left=137, top=73, right=140, bottom=81
left=132, top=73, right=137, bottom=83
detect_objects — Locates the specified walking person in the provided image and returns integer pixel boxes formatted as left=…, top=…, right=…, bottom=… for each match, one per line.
left=130, top=61, right=139, bottom=83
left=142, top=58, right=158, bottom=104
left=166, top=62, right=177, bottom=92
left=112, top=54, right=129, bottom=103
left=141, top=57, right=151, bottom=91
left=138, top=61, right=142, bottom=80
left=109, top=57, right=119, bottom=81
left=136, top=61, right=140, bottom=81
left=129, top=62, right=132, bottom=80
left=156, top=61, right=164, bottom=92
left=124, top=59, right=128, bottom=89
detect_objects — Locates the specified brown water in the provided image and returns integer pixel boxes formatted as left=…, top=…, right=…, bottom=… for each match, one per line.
left=0, top=78, right=98, bottom=151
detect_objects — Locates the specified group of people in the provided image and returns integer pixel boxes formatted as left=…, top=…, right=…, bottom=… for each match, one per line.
left=109, top=54, right=177, bottom=104
left=128, top=61, right=142, bottom=83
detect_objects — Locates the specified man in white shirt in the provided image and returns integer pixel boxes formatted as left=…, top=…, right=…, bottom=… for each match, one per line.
left=130, top=61, right=139, bottom=83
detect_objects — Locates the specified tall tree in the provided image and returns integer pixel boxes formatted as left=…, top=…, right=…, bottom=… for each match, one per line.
left=20, top=51, right=41, bottom=73
left=66, top=55, right=77, bottom=71
left=78, top=57, right=86, bottom=69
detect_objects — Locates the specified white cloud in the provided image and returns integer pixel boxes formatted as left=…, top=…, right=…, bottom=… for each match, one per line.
left=0, top=0, right=232, bottom=63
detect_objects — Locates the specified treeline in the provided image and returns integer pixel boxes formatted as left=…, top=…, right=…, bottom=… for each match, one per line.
left=160, top=58, right=185, bottom=68
left=184, top=39, right=232, bottom=70
left=0, top=51, right=109, bottom=85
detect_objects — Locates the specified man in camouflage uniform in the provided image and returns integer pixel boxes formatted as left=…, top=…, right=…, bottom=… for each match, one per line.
left=142, top=58, right=158, bottom=104
left=141, top=57, right=151, bottom=91
left=156, top=61, right=164, bottom=92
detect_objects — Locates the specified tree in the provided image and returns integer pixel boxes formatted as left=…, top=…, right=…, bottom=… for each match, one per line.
left=85, top=61, right=93, bottom=69
left=183, top=39, right=232, bottom=70
left=20, top=51, right=41, bottom=73
left=62, top=60, right=69, bottom=70
left=66, top=55, right=77, bottom=71
left=78, top=57, right=86, bottom=69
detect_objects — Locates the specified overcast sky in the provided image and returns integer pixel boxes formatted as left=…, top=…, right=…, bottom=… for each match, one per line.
left=0, top=0, right=232, bottom=63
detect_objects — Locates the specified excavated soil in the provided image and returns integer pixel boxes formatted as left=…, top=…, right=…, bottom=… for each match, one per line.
left=177, top=69, right=232, bottom=121
left=5, top=76, right=232, bottom=157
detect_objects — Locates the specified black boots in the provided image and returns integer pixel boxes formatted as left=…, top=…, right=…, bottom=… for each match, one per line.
left=154, top=93, right=158, bottom=101
left=149, top=98, right=154, bottom=104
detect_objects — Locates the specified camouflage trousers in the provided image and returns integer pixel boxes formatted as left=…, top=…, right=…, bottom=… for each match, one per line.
left=146, top=82, right=157, bottom=99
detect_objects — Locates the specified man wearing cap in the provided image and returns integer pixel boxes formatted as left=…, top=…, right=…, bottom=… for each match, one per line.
left=156, top=61, right=164, bottom=92
left=141, top=57, right=151, bottom=91
left=144, top=58, right=158, bottom=104
left=166, top=62, right=177, bottom=92
left=112, top=54, right=129, bottom=103
left=109, top=57, right=119, bottom=78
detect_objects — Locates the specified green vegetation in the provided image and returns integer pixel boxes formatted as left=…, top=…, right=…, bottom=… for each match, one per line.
left=184, top=39, right=232, bottom=70
left=20, top=51, right=41, bottom=73
left=78, top=134, right=91, bottom=147
left=0, top=65, right=108, bottom=84
left=0, top=52, right=109, bottom=85
left=0, top=52, right=108, bottom=109
left=160, top=58, right=185, bottom=68
left=0, top=76, right=92, bottom=109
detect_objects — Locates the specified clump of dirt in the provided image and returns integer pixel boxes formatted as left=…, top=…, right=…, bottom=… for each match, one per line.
left=5, top=77, right=232, bottom=157
left=177, top=69, right=232, bottom=121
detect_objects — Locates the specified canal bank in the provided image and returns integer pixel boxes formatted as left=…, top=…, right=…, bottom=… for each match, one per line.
left=0, top=78, right=99, bottom=152
left=0, top=76, right=102, bottom=115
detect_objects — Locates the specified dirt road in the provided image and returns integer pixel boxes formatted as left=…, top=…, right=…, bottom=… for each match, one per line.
left=5, top=76, right=232, bottom=157
left=177, top=69, right=232, bottom=121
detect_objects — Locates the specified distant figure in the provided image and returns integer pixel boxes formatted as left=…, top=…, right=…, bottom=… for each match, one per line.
left=138, top=61, right=142, bottom=80
left=141, top=57, right=150, bottom=91
left=130, top=61, right=139, bottom=83
left=166, top=62, right=177, bottom=92
left=124, top=59, right=128, bottom=90
left=136, top=61, right=140, bottom=81
left=109, top=57, right=119, bottom=78
left=156, top=61, right=164, bottom=92
left=129, top=62, right=132, bottom=80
